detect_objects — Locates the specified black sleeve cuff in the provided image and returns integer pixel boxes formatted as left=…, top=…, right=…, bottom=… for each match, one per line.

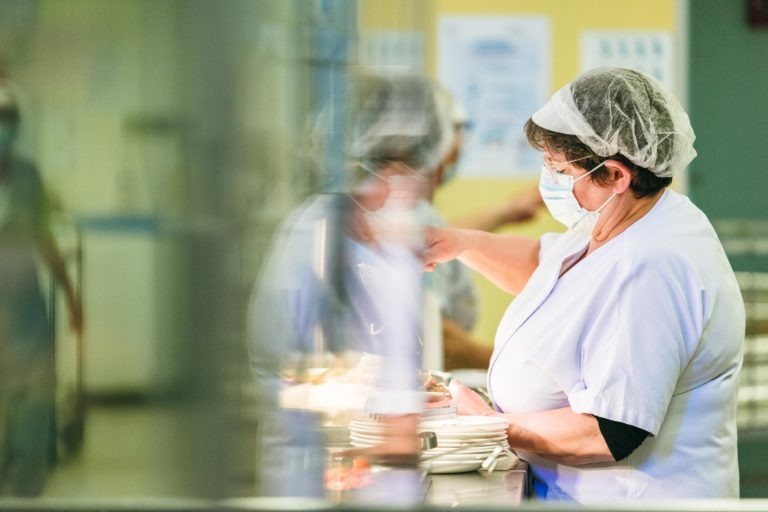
left=596, top=415, right=651, bottom=461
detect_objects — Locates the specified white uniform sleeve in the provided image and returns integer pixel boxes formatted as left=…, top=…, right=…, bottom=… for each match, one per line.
left=567, top=258, right=705, bottom=436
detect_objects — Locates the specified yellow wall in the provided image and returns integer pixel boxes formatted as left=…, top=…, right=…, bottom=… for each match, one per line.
left=426, top=0, right=677, bottom=88
left=358, top=0, right=435, bottom=31
left=360, top=0, right=680, bottom=349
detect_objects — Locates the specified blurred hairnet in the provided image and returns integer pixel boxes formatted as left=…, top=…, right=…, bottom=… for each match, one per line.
left=348, top=72, right=453, bottom=177
left=532, top=67, right=696, bottom=177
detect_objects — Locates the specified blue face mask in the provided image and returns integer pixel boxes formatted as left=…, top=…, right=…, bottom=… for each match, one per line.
left=538, top=160, right=615, bottom=231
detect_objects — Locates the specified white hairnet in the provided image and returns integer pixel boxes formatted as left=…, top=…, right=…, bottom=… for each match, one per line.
left=532, top=67, right=696, bottom=177
left=349, top=73, right=452, bottom=175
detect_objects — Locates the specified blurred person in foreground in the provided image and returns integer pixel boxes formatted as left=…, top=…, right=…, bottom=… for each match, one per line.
left=0, top=82, right=82, bottom=496
left=248, top=72, right=443, bottom=499
left=424, top=67, right=744, bottom=500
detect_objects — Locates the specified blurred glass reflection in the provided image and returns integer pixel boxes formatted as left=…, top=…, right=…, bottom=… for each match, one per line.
left=249, top=71, right=463, bottom=502
left=0, top=79, right=71, bottom=497
left=0, top=0, right=439, bottom=505
left=5, top=0, right=765, bottom=507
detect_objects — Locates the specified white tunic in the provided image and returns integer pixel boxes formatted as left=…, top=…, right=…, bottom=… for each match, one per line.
left=249, top=195, right=424, bottom=415
left=488, top=190, right=744, bottom=501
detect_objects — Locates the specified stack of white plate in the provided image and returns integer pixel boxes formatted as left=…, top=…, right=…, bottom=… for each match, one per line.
left=349, top=416, right=514, bottom=474
left=419, top=416, right=513, bottom=474
left=349, top=417, right=391, bottom=448
left=421, top=403, right=457, bottom=420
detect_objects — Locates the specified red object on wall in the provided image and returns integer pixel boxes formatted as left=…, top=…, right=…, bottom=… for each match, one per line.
left=748, top=0, right=768, bottom=27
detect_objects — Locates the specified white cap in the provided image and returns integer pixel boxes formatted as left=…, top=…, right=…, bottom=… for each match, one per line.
left=531, top=90, right=578, bottom=135
left=530, top=68, right=696, bottom=178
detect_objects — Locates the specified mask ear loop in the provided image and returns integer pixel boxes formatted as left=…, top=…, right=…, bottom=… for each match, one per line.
left=351, top=160, right=387, bottom=182
left=595, top=192, right=616, bottom=213
left=573, top=160, right=607, bottom=182
left=563, top=155, right=591, bottom=166
left=572, top=162, right=614, bottom=235
left=591, top=191, right=618, bottom=243
left=347, top=161, right=384, bottom=218
left=347, top=193, right=370, bottom=214
left=352, top=160, right=431, bottom=184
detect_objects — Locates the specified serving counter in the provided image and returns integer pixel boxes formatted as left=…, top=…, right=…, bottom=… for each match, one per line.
left=320, top=416, right=528, bottom=506
left=325, top=454, right=528, bottom=506
left=424, top=459, right=529, bottom=506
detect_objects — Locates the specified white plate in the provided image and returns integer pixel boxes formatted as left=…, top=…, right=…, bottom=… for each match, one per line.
left=349, top=436, right=507, bottom=447
left=350, top=434, right=382, bottom=441
left=420, top=416, right=509, bottom=430
left=424, top=445, right=505, bottom=455
left=430, top=431, right=507, bottom=439
left=349, top=430, right=387, bottom=438
left=429, top=438, right=509, bottom=448
left=433, top=433, right=507, bottom=442
left=421, top=460, right=481, bottom=474
left=350, top=419, right=387, bottom=428
left=349, top=432, right=386, bottom=440
left=432, top=440, right=509, bottom=451
left=350, top=425, right=505, bottom=437
left=350, top=431, right=506, bottom=439
left=421, top=413, right=457, bottom=422
left=349, top=436, right=386, bottom=445
left=350, top=425, right=389, bottom=435
left=350, top=440, right=377, bottom=448
left=422, top=452, right=495, bottom=462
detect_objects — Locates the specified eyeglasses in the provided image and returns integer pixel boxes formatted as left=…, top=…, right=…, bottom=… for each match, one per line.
left=543, top=154, right=590, bottom=172
left=542, top=154, right=592, bottom=183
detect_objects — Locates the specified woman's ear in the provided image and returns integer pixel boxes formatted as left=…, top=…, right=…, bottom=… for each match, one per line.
left=603, top=159, right=633, bottom=193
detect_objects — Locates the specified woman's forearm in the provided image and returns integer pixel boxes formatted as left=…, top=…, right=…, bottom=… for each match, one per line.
left=502, top=407, right=613, bottom=465
left=455, top=230, right=539, bottom=294
left=449, top=382, right=612, bottom=465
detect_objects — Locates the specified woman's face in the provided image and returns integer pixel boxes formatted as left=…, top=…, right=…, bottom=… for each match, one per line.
left=352, top=162, right=428, bottom=211
left=543, top=150, right=613, bottom=211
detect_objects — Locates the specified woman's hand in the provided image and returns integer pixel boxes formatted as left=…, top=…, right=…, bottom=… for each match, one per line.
left=422, top=227, right=474, bottom=271
left=448, top=379, right=497, bottom=417
left=422, top=227, right=539, bottom=295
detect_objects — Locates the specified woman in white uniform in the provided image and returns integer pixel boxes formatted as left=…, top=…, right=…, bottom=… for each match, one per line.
left=424, top=67, right=745, bottom=501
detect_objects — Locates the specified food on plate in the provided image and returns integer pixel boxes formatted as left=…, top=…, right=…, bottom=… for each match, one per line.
left=422, top=374, right=450, bottom=394
left=324, top=465, right=372, bottom=491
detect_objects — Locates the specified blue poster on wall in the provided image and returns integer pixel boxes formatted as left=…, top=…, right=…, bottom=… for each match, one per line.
left=439, top=16, right=551, bottom=178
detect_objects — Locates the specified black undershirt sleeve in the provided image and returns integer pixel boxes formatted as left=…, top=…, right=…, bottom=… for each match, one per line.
left=595, top=416, right=651, bottom=462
